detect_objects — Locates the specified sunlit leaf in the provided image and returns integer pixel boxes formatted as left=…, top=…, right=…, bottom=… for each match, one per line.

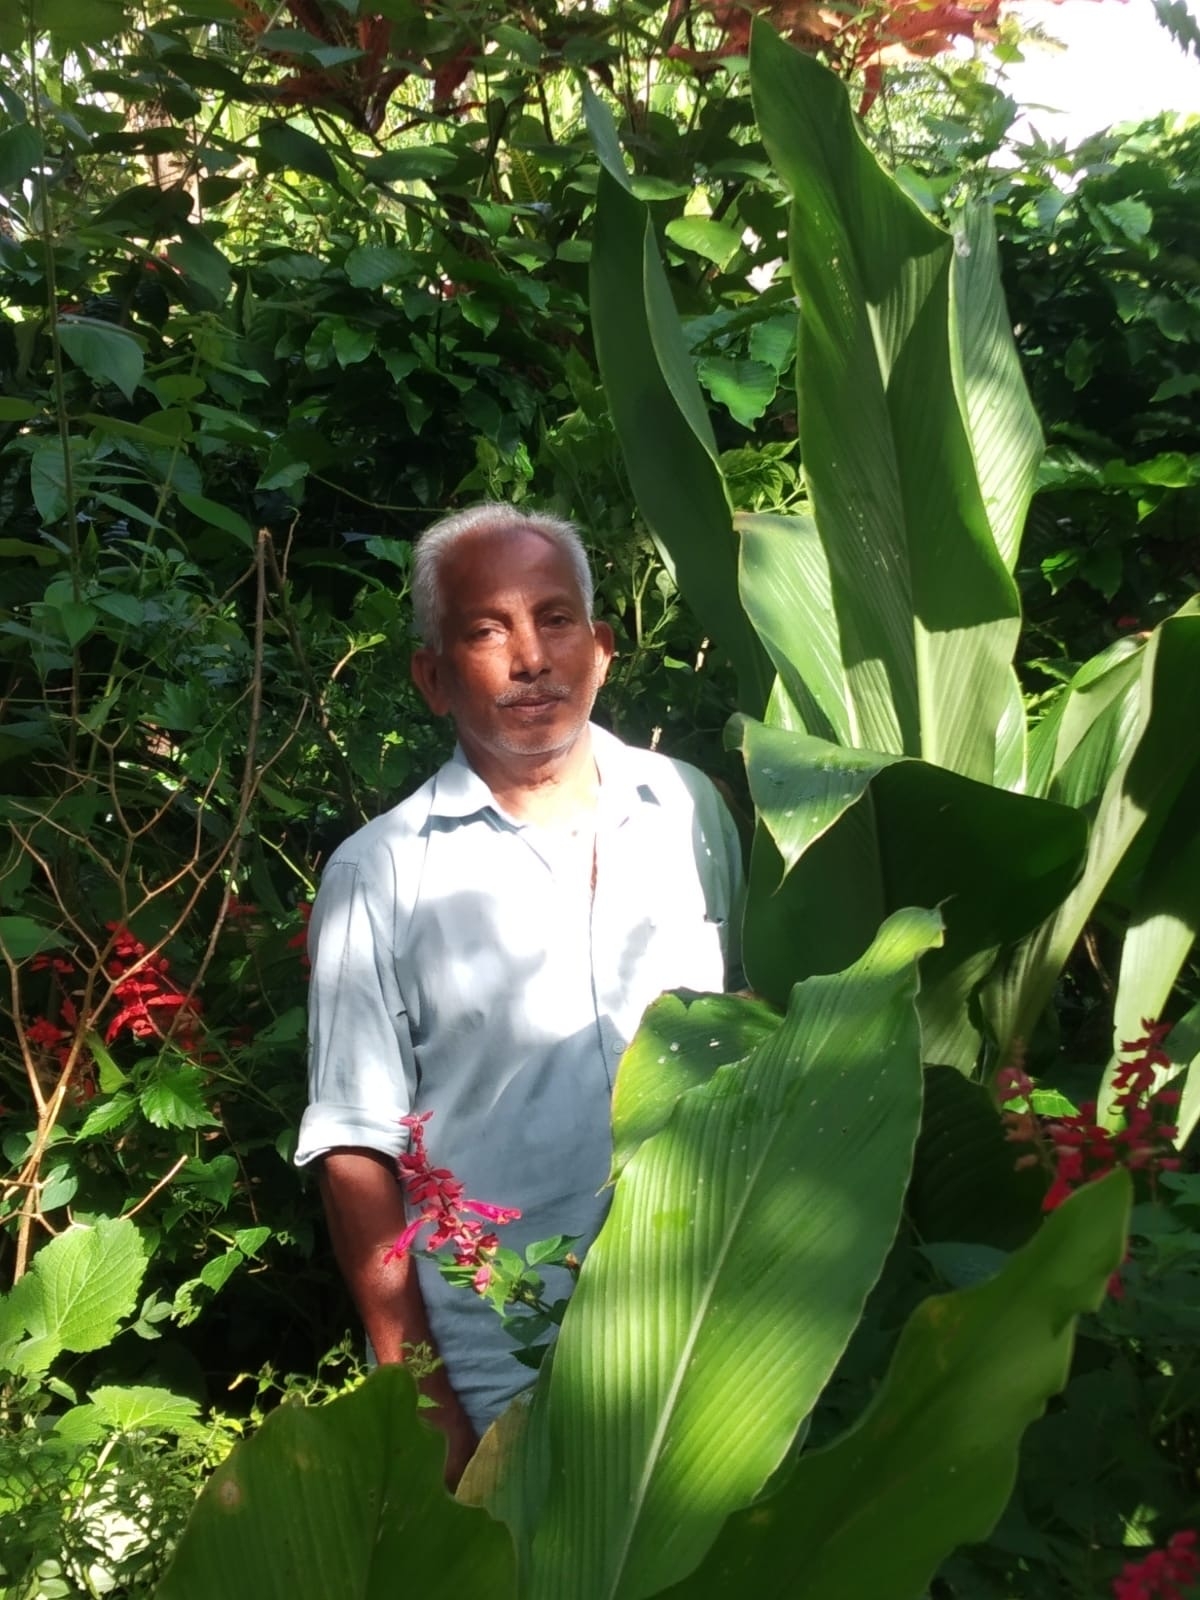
left=670, top=1173, right=1130, bottom=1600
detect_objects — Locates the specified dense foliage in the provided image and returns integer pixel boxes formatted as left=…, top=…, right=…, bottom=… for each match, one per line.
left=0, top=0, right=1197, bottom=1595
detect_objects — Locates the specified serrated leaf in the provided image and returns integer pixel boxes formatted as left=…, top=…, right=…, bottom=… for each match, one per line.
left=139, top=1066, right=219, bottom=1130
left=57, top=1384, right=202, bottom=1443
left=7, top=1218, right=147, bottom=1375
left=200, top=1250, right=242, bottom=1293
left=77, top=1091, right=137, bottom=1139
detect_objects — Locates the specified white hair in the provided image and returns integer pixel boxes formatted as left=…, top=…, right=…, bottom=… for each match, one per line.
left=411, top=502, right=595, bottom=648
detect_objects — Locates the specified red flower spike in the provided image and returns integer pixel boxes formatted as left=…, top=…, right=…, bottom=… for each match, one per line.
left=1002, top=1020, right=1182, bottom=1240
left=1113, top=1529, right=1199, bottom=1600
left=386, top=1110, right=520, bottom=1294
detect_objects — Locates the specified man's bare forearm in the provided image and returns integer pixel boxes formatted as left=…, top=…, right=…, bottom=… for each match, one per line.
left=317, top=1147, right=477, bottom=1478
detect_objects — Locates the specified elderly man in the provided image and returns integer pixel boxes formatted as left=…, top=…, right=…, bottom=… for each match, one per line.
left=296, top=502, right=743, bottom=1483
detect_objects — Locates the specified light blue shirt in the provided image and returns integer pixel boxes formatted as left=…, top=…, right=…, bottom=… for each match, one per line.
left=297, top=724, right=744, bottom=1432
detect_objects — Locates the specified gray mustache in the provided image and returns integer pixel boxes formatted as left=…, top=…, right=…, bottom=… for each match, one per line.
left=494, top=685, right=571, bottom=707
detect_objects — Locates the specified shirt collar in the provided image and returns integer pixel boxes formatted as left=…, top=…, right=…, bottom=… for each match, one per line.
left=427, top=722, right=660, bottom=825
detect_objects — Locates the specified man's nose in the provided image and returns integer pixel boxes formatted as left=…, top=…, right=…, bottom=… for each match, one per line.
left=509, top=617, right=548, bottom=677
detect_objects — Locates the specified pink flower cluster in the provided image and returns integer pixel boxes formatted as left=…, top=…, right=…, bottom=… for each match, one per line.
left=998, top=1020, right=1182, bottom=1214
left=384, top=1111, right=521, bottom=1293
left=1113, top=1530, right=1199, bottom=1600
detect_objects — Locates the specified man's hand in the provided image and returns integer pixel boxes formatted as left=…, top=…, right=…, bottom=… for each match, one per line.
left=318, top=1147, right=478, bottom=1487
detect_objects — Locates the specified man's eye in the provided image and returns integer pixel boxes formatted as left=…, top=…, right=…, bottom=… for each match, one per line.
left=544, top=614, right=572, bottom=628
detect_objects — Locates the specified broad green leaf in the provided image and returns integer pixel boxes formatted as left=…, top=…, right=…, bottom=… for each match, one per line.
left=1169, top=999, right=1200, bottom=1148
left=950, top=204, right=1043, bottom=576
left=58, top=317, right=144, bottom=402
left=665, top=217, right=742, bottom=269
left=737, top=510, right=851, bottom=744
left=907, top=1067, right=1044, bottom=1250
left=747, top=316, right=795, bottom=374
left=0, top=124, right=41, bottom=190
left=750, top=25, right=1023, bottom=783
left=989, top=601, right=1200, bottom=1059
left=345, top=244, right=409, bottom=289
left=257, top=120, right=338, bottom=184
left=156, top=1366, right=517, bottom=1599
left=360, top=148, right=458, bottom=183
left=0, top=914, right=65, bottom=960
left=1106, top=762, right=1200, bottom=1093
left=177, top=490, right=255, bottom=549
left=1026, top=636, right=1143, bottom=803
left=139, top=1065, right=220, bottom=1130
left=167, top=231, right=233, bottom=304
left=36, top=0, right=127, bottom=44
left=609, top=990, right=781, bottom=1181
left=4, top=1217, right=147, bottom=1375
left=582, top=82, right=633, bottom=192
left=668, top=1171, right=1130, bottom=1600
left=733, top=716, right=1087, bottom=1066
left=696, top=357, right=776, bottom=427
left=526, top=909, right=943, bottom=1600
left=590, top=169, right=771, bottom=712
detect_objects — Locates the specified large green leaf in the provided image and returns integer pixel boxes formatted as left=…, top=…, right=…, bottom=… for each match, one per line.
left=57, top=317, right=144, bottom=402
left=988, top=600, right=1200, bottom=1060
left=733, top=716, right=1087, bottom=1067
left=736, top=511, right=851, bottom=745
left=609, top=989, right=781, bottom=1181
left=750, top=24, right=1027, bottom=785
left=666, top=1171, right=1131, bottom=1600
left=0, top=1217, right=147, bottom=1375
left=590, top=168, right=771, bottom=712
left=157, top=1366, right=516, bottom=1599
left=1168, top=999, right=1200, bottom=1148
left=950, top=204, right=1043, bottom=578
left=1107, top=761, right=1200, bottom=1059
left=525, top=909, right=943, bottom=1600
left=907, top=1067, right=1044, bottom=1250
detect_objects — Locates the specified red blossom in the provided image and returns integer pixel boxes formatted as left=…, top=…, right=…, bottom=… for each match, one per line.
left=102, top=922, right=205, bottom=1054
left=385, top=1111, right=520, bottom=1294
left=998, top=1020, right=1182, bottom=1277
left=31, top=953, right=75, bottom=976
left=1113, top=1530, right=1199, bottom=1600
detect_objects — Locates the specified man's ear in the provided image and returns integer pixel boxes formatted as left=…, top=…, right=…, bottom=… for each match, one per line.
left=592, top=619, right=615, bottom=686
left=411, top=647, right=450, bottom=715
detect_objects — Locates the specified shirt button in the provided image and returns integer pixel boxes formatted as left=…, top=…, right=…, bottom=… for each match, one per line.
left=611, top=1040, right=623, bottom=1055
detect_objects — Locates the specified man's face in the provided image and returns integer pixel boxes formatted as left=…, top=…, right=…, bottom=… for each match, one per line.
left=411, top=527, right=615, bottom=777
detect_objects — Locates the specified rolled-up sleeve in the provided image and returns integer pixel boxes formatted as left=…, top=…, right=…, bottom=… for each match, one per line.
left=295, top=856, right=416, bottom=1166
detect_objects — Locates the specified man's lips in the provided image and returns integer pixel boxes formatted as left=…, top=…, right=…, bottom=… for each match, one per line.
left=495, top=687, right=570, bottom=708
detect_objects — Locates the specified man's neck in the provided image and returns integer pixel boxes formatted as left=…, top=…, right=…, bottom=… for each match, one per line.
left=465, top=728, right=601, bottom=828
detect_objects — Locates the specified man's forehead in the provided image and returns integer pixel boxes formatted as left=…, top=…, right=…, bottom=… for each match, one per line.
left=440, top=526, right=585, bottom=605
